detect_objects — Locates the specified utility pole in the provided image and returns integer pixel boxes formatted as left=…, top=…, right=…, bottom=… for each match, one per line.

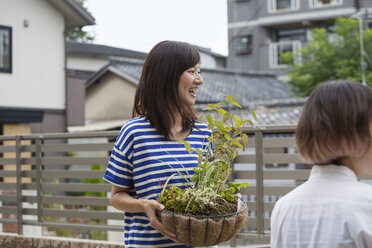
left=358, top=10, right=367, bottom=85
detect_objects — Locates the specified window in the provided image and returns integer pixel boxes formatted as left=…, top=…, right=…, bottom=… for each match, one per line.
left=269, top=40, right=302, bottom=68
left=309, top=0, right=342, bottom=8
left=234, top=35, right=252, bottom=55
left=268, top=0, right=300, bottom=13
left=0, top=25, right=12, bottom=73
left=277, top=28, right=308, bottom=43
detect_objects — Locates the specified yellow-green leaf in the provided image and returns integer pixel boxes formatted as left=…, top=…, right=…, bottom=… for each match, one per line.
left=230, top=100, right=242, bottom=108
left=251, top=111, right=258, bottom=121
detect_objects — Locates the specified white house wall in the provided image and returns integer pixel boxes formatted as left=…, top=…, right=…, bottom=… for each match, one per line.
left=85, top=73, right=136, bottom=122
left=0, top=0, right=65, bottom=110
left=67, top=55, right=108, bottom=72
left=199, top=52, right=216, bottom=69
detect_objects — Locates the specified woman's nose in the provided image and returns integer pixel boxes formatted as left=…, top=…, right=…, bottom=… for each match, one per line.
left=194, top=74, right=203, bottom=85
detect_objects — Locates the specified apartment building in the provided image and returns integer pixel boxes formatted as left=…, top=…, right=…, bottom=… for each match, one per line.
left=227, top=0, right=372, bottom=76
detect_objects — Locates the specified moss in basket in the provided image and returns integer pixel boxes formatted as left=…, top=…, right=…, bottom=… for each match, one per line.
left=158, top=94, right=256, bottom=216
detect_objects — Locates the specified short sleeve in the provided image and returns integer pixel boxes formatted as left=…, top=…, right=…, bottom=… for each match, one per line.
left=103, top=125, right=134, bottom=188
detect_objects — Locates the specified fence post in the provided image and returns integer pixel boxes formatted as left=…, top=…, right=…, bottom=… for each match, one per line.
left=255, top=129, right=264, bottom=235
left=15, top=135, right=23, bottom=235
left=35, top=136, right=43, bottom=224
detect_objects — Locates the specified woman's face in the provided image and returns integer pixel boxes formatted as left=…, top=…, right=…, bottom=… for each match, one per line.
left=178, top=64, right=203, bottom=106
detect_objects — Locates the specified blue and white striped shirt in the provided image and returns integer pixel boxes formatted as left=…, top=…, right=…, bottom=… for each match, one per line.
left=103, top=116, right=211, bottom=248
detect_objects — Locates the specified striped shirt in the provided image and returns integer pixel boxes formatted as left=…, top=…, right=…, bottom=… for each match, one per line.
left=103, top=116, right=211, bottom=248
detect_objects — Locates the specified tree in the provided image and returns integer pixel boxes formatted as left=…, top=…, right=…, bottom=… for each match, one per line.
left=282, top=18, right=372, bottom=97
left=66, top=0, right=95, bottom=43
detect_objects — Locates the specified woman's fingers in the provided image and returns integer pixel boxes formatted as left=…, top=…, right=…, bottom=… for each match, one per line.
left=150, top=215, right=177, bottom=242
left=144, top=200, right=177, bottom=242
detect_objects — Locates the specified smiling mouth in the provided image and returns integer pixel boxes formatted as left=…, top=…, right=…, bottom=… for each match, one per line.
left=188, top=87, right=198, bottom=97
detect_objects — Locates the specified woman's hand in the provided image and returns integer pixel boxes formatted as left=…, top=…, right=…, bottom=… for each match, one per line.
left=142, top=199, right=177, bottom=242
left=110, top=185, right=177, bottom=242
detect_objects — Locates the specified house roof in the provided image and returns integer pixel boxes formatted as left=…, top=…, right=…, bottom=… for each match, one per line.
left=67, top=41, right=148, bottom=59
left=81, top=57, right=304, bottom=129
left=86, top=57, right=292, bottom=105
left=193, top=45, right=226, bottom=59
left=47, top=0, right=95, bottom=28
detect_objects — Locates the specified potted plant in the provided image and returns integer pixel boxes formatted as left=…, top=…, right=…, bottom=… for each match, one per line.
left=156, top=94, right=255, bottom=246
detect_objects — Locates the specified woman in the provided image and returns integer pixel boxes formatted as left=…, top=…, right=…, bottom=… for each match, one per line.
left=103, top=41, right=211, bottom=248
left=271, top=81, right=372, bottom=247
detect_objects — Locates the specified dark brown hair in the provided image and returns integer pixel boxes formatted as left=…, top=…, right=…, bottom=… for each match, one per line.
left=132, top=40, right=200, bottom=138
left=296, top=80, right=372, bottom=164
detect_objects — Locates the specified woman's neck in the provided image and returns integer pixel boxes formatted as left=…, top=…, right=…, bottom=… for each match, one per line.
left=169, top=114, right=189, bottom=140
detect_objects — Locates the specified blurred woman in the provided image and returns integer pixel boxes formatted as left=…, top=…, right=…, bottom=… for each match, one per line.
left=271, top=80, right=372, bottom=247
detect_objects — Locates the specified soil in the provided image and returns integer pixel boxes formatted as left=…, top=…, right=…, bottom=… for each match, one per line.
left=190, top=196, right=238, bottom=216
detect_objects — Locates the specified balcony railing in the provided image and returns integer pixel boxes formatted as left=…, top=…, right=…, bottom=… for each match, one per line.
left=1, top=126, right=371, bottom=244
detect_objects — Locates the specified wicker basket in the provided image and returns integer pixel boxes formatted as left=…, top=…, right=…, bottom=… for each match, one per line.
left=156, top=202, right=248, bottom=247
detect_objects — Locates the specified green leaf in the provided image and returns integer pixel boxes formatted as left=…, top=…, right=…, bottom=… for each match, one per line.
left=231, top=139, right=244, bottom=150
left=219, top=93, right=233, bottom=101
left=212, top=102, right=225, bottom=108
left=251, top=111, right=258, bottom=121
left=230, top=100, right=242, bottom=108
left=206, top=114, right=213, bottom=125
left=217, top=108, right=227, bottom=117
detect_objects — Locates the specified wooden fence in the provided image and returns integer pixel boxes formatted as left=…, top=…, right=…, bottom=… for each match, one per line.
left=1, top=126, right=370, bottom=244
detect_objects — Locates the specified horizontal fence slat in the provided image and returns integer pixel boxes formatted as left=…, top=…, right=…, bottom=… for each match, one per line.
left=360, top=174, right=372, bottom=180
left=263, top=154, right=307, bottom=164
left=23, top=208, right=122, bottom=220
left=41, top=170, right=105, bottom=179
left=0, top=158, right=16, bottom=165
left=0, top=146, right=16, bottom=153
left=263, top=137, right=295, bottom=148
left=245, top=139, right=255, bottom=148
left=0, top=206, right=17, bottom=214
left=264, top=170, right=310, bottom=180
left=0, top=182, right=17, bottom=190
left=41, top=143, right=114, bottom=153
left=22, top=144, right=36, bottom=152
left=41, top=157, right=109, bottom=166
left=42, top=195, right=110, bottom=206
left=23, top=220, right=123, bottom=231
left=240, top=187, right=256, bottom=195
left=0, top=170, right=17, bottom=177
left=234, top=171, right=256, bottom=179
left=241, top=186, right=297, bottom=196
left=234, top=155, right=256, bottom=164
left=21, top=195, right=109, bottom=206
left=0, top=219, right=18, bottom=224
left=41, top=183, right=111, bottom=192
left=264, top=202, right=276, bottom=212
left=236, top=232, right=270, bottom=242
left=0, top=194, right=17, bottom=202
left=264, top=186, right=296, bottom=195
left=20, top=131, right=119, bottom=140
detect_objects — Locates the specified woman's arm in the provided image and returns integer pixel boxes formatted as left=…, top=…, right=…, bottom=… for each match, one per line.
left=110, top=185, right=176, bottom=241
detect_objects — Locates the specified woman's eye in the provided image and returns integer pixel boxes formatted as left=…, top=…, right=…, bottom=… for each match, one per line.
left=188, top=70, right=195, bottom=73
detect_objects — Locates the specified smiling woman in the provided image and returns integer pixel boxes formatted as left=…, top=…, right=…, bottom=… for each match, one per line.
left=103, top=40, right=212, bottom=248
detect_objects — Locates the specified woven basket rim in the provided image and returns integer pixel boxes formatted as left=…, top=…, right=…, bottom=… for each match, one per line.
left=160, top=200, right=248, bottom=219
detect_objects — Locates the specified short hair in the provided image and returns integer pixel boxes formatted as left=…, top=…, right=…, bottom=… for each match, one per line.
left=132, top=40, right=201, bottom=139
left=296, top=80, right=372, bottom=164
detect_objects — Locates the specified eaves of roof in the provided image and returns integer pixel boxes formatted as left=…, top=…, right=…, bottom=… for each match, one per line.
left=47, top=0, right=95, bottom=28
left=67, top=41, right=148, bottom=59
left=86, top=63, right=138, bottom=89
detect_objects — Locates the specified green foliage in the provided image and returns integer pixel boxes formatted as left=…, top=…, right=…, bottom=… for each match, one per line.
left=158, top=95, right=255, bottom=214
left=66, top=0, right=95, bottom=42
left=282, top=17, right=372, bottom=96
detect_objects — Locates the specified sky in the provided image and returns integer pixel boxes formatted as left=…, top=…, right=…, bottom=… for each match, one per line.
left=83, top=0, right=228, bottom=56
